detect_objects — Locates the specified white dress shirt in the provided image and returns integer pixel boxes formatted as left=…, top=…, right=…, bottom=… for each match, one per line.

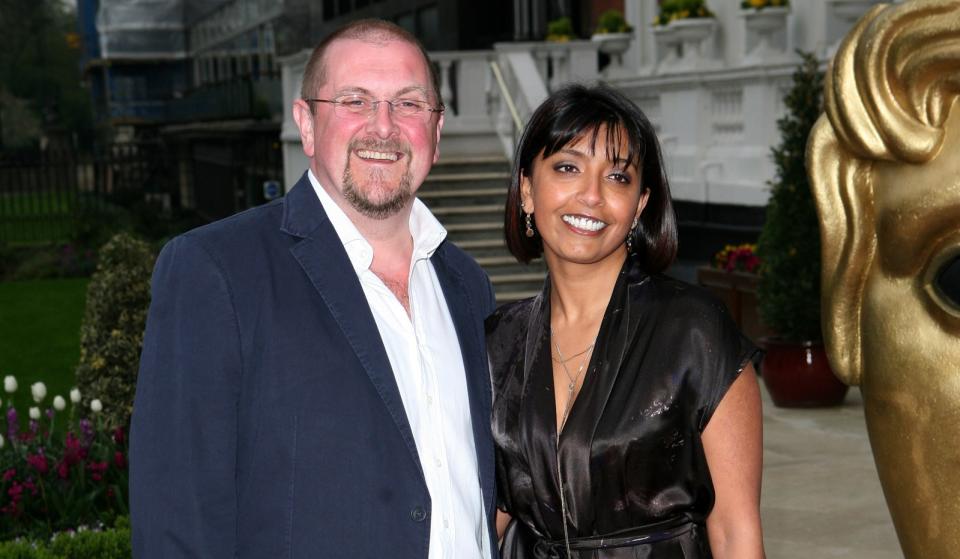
left=308, top=171, right=490, bottom=559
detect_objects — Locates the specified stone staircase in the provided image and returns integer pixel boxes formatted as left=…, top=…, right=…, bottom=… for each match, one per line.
left=419, top=155, right=546, bottom=303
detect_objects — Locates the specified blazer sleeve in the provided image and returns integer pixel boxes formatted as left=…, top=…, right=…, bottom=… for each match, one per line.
left=130, top=234, right=241, bottom=558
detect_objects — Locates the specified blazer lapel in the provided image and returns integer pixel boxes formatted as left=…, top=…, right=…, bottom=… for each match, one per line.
left=281, top=175, right=424, bottom=481
left=431, top=244, right=496, bottom=509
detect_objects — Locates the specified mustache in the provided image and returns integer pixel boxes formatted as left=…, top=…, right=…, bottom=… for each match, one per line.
left=349, top=137, right=412, bottom=157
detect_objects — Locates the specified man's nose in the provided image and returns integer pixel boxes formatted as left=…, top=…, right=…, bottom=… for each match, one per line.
left=366, top=100, right=399, bottom=138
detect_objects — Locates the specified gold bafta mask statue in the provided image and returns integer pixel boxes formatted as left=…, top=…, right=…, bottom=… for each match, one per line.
left=808, top=1, right=960, bottom=556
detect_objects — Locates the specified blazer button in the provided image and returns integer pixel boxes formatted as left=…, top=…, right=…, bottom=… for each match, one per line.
left=410, top=506, right=427, bottom=522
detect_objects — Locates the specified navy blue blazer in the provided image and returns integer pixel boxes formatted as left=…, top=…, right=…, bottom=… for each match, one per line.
left=130, top=173, right=498, bottom=558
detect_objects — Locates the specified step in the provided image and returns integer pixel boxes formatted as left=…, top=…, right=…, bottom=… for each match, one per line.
left=445, top=221, right=502, bottom=233
left=435, top=155, right=509, bottom=166
left=425, top=171, right=510, bottom=183
left=474, top=255, right=521, bottom=267
left=431, top=204, right=505, bottom=224
left=490, top=272, right=546, bottom=285
left=495, top=290, right=541, bottom=303
left=431, top=204, right=503, bottom=216
left=418, top=187, right=508, bottom=199
left=451, top=238, right=505, bottom=250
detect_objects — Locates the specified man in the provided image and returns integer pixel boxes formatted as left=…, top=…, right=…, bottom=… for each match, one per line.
left=130, top=19, right=498, bottom=559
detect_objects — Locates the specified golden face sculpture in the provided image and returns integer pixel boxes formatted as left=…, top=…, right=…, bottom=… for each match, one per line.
left=808, top=1, right=960, bottom=557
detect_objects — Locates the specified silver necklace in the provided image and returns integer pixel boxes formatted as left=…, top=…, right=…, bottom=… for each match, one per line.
left=551, top=342, right=594, bottom=364
left=553, top=338, right=595, bottom=558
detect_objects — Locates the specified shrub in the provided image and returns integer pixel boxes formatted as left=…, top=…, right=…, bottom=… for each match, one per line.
left=0, top=517, right=130, bottom=559
left=595, top=9, right=632, bottom=34
left=546, top=17, right=574, bottom=41
left=0, top=375, right=128, bottom=542
left=656, top=0, right=714, bottom=26
left=756, top=52, right=824, bottom=341
left=74, top=233, right=155, bottom=428
left=741, top=0, right=789, bottom=9
left=4, top=244, right=97, bottom=281
left=46, top=516, right=131, bottom=559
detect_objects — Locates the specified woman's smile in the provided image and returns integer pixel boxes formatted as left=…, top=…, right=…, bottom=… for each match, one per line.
left=561, top=214, right=608, bottom=233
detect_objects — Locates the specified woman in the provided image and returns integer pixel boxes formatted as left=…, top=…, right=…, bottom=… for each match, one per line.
left=487, top=84, right=764, bottom=558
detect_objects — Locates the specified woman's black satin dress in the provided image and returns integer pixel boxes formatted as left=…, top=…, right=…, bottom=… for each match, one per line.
left=486, top=258, right=757, bottom=558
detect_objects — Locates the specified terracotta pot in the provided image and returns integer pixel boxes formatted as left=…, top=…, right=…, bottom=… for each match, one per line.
left=760, top=338, right=849, bottom=407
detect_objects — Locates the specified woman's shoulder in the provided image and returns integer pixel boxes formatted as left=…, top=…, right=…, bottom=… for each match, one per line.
left=485, top=295, right=539, bottom=341
left=640, top=274, right=731, bottom=320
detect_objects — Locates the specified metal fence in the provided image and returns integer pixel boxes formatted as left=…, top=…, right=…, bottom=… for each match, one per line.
left=0, top=143, right=174, bottom=244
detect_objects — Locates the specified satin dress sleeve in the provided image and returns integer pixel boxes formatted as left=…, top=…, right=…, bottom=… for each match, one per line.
left=486, top=258, right=758, bottom=559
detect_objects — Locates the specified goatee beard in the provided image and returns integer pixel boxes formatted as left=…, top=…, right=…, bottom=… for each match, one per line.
left=342, top=140, right=414, bottom=220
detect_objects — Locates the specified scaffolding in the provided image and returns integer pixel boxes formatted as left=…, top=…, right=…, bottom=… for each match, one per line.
left=97, top=0, right=187, bottom=58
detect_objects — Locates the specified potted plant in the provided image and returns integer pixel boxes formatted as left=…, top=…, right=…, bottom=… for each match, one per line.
left=654, top=0, right=715, bottom=26
left=756, top=52, right=848, bottom=407
left=546, top=16, right=575, bottom=42
left=653, top=0, right=717, bottom=70
left=741, top=0, right=789, bottom=9
left=740, top=0, right=790, bottom=62
left=591, top=9, right=634, bottom=76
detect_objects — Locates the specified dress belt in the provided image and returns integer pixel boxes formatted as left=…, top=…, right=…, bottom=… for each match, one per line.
left=535, top=514, right=699, bottom=552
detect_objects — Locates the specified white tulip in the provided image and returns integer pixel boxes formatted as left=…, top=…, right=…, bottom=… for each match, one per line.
left=29, top=407, right=40, bottom=420
left=0, top=434, right=4, bottom=448
left=69, top=387, right=81, bottom=403
left=53, top=395, right=66, bottom=411
left=30, top=382, right=47, bottom=403
left=90, top=399, right=103, bottom=413
left=4, top=375, right=17, bottom=393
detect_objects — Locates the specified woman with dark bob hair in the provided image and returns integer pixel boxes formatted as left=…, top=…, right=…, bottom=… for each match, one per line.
left=487, top=83, right=764, bottom=558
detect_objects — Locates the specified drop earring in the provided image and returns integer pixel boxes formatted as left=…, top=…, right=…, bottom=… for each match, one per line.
left=626, top=216, right=639, bottom=252
left=525, top=211, right=535, bottom=238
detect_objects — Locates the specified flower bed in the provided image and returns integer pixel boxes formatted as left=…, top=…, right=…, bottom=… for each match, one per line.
left=0, top=375, right=127, bottom=541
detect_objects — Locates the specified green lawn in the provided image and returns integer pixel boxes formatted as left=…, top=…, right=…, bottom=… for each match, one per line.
left=0, top=278, right=88, bottom=411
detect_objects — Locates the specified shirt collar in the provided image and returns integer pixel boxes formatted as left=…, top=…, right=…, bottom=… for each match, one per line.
left=307, top=169, right=447, bottom=274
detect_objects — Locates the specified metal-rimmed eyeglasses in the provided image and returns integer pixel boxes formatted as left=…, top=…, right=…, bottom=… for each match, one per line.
left=305, top=94, right=444, bottom=119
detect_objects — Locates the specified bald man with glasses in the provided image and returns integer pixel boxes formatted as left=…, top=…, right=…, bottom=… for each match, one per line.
left=130, top=18, right=498, bottom=559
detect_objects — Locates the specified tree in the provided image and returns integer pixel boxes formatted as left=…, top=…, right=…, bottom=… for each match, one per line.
left=0, top=0, right=93, bottom=150
left=756, top=52, right=825, bottom=341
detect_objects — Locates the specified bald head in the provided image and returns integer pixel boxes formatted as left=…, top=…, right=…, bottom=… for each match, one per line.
left=300, top=19, right=441, bottom=107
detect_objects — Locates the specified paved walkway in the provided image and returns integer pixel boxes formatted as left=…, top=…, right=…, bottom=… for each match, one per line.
left=760, top=384, right=903, bottom=558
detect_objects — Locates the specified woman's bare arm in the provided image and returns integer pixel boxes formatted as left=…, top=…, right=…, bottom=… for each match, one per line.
left=703, top=362, right=765, bottom=559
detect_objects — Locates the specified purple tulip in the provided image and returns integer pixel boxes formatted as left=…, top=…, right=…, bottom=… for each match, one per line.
left=80, top=418, right=94, bottom=446
left=6, top=407, right=17, bottom=441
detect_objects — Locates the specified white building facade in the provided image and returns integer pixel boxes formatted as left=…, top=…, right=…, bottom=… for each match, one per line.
left=280, top=0, right=888, bottom=210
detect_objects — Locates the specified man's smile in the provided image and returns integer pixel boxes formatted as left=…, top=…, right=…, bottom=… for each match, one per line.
left=355, top=149, right=402, bottom=162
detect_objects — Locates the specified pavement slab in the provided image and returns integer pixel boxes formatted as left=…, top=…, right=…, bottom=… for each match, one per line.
left=760, top=384, right=903, bottom=558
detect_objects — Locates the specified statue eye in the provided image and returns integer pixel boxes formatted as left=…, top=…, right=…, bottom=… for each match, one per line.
left=935, top=254, right=960, bottom=310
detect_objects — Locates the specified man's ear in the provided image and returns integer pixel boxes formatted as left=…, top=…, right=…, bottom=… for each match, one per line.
left=432, top=112, right=445, bottom=164
left=292, top=100, right=315, bottom=157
